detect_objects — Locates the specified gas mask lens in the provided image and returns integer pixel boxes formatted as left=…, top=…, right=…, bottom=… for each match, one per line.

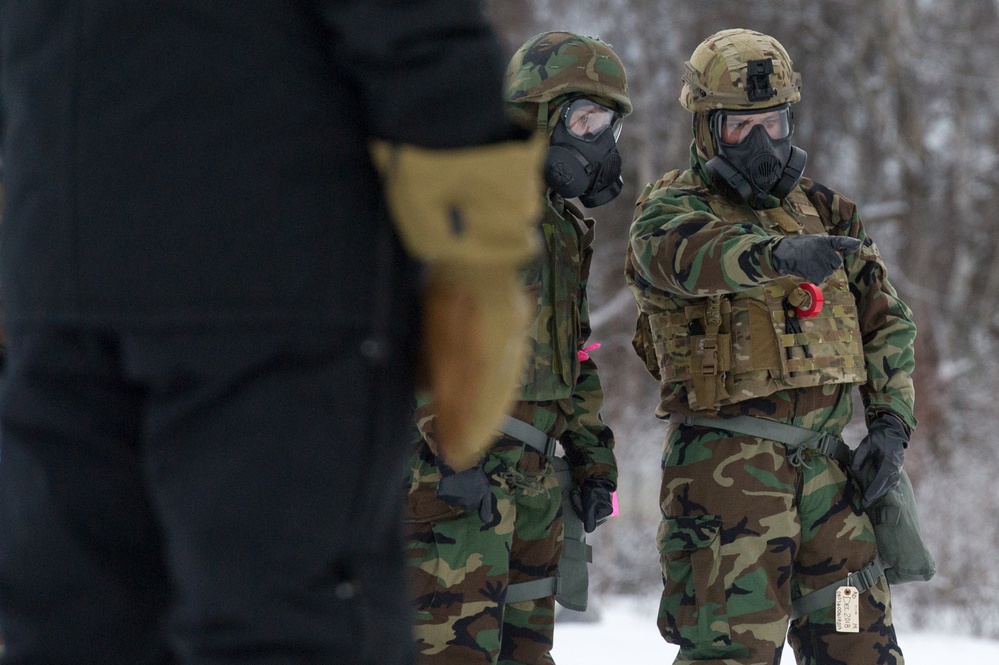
left=562, top=98, right=621, bottom=142
left=716, top=106, right=791, bottom=145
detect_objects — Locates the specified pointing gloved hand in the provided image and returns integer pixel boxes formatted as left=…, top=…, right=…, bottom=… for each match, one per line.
left=570, top=477, right=616, bottom=533
left=436, top=465, right=494, bottom=522
left=851, top=411, right=909, bottom=510
left=771, top=234, right=862, bottom=285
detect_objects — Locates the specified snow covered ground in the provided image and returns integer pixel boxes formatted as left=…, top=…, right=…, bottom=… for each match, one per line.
left=552, top=595, right=999, bottom=664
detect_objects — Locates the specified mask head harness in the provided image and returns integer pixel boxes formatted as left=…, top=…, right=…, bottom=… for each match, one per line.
left=543, top=97, right=624, bottom=208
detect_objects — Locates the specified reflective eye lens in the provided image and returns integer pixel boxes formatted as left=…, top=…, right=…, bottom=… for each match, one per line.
left=718, top=106, right=791, bottom=144
left=562, top=98, right=620, bottom=141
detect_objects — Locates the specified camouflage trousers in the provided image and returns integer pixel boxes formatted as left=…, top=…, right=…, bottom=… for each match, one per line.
left=658, top=424, right=903, bottom=665
left=405, top=436, right=562, bottom=665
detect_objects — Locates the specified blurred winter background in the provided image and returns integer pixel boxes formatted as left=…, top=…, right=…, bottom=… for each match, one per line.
left=486, top=0, right=999, bottom=643
left=551, top=596, right=999, bottom=663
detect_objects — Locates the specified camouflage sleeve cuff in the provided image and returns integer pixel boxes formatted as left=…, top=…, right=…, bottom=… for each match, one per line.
left=864, top=396, right=917, bottom=431
left=570, top=463, right=618, bottom=489
left=561, top=436, right=618, bottom=487
left=762, top=237, right=788, bottom=280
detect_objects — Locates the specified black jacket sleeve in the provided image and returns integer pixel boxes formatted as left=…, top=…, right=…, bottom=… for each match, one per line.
left=316, top=0, right=522, bottom=148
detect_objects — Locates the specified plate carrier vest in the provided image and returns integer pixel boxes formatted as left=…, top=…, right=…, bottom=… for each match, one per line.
left=631, top=170, right=867, bottom=414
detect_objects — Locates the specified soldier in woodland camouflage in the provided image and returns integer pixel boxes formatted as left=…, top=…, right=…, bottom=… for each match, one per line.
left=626, top=29, right=917, bottom=665
left=404, top=32, right=629, bottom=665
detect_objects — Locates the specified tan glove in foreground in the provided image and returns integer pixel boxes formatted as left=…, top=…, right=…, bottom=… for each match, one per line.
left=370, top=137, right=544, bottom=470
left=422, top=263, right=530, bottom=470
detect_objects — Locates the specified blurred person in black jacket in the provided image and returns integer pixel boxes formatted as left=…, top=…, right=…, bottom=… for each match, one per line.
left=0, top=2, right=542, bottom=663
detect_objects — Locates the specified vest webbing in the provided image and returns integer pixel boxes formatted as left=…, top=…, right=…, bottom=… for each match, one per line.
left=498, top=416, right=557, bottom=458
left=506, top=576, right=558, bottom=604
left=632, top=173, right=867, bottom=414
left=505, top=533, right=593, bottom=603
left=668, top=413, right=851, bottom=465
left=790, top=555, right=888, bottom=621
left=667, top=413, right=886, bottom=619
left=504, top=454, right=593, bottom=604
left=500, top=417, right=557, bottom=602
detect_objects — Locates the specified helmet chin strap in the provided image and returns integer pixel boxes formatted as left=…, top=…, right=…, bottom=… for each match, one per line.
left=536, top=101, right=551, bottom=135
left=693, top=112, right=717, bottom=160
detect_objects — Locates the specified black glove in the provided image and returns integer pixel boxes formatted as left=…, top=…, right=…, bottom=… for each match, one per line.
left=570, top=478, right=616, bottom=533
left=771, top=235, right=862, bottom=285
left=436, top=465, right=494, bottom=522
left=851, top=411, right=909, bottom=510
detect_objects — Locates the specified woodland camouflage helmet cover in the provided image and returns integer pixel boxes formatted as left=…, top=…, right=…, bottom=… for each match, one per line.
left=680, top=28, right=801, bottom=112
left=504, top=31, right=632, bottom=131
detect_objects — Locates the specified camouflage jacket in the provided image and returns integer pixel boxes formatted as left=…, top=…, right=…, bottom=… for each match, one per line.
left=626, top=144, right=916, bottom=435
left=515, top=192, right=616, bottom=484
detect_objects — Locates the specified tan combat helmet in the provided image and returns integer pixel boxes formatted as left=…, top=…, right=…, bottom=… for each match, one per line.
left=504, top=31, right=632, bottom=133
left=680, top=28, right=801, bottom=113
left=681, top=29, right=807, bottom=203
left=681, top=29, right=802, bottom=163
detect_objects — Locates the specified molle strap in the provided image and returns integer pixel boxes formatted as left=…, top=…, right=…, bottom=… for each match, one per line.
left=667, top=413, right=851, bottom=467
left=693, top=298, right=720, bottom=406
left=763, top=205, right=804, bottom=233
left=703, top=297, right=722, bottom=373
left=768, top=276, right=808, bottom=300
left=688, top=297, right=732, bottom=408
left=790, top=556, right=887, bottom=620
left=506, top=577, right=558, bottom=603
left=537, top=101, right=550, bottom=134
left=499, top=416, right=558, bottom=458
left=785, top=186, right=820, bottom=219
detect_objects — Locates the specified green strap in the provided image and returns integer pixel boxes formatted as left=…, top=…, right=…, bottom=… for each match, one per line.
left=536, top=101, right=551, bottom=134
left=563, top=538, right=593, bottom=563
left=503, top=455, right=589, bottom=605
left=790, top=555, right=888, bottom=621
left=499, top=416, right=558, bottom=457
left=506, top=576, right=558, bottom=603
left=668, top=413, right=851, bottom=465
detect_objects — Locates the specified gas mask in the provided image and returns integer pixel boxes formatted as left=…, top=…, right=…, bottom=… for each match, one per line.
left=543, top=98, right=624, bottom=208
left=705, top=104, right=806, bottom=207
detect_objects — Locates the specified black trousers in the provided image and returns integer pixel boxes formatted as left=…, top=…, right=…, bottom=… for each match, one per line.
left=0, top=323, right=417, bottom=664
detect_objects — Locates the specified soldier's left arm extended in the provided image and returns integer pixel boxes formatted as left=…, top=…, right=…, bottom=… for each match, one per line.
left=844, top=212, right=917, bottom=430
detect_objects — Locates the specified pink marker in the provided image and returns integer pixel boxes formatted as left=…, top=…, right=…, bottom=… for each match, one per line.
left=578, top=342, right=601, bottom=362
left=611, top=491, right=619, bottom=517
